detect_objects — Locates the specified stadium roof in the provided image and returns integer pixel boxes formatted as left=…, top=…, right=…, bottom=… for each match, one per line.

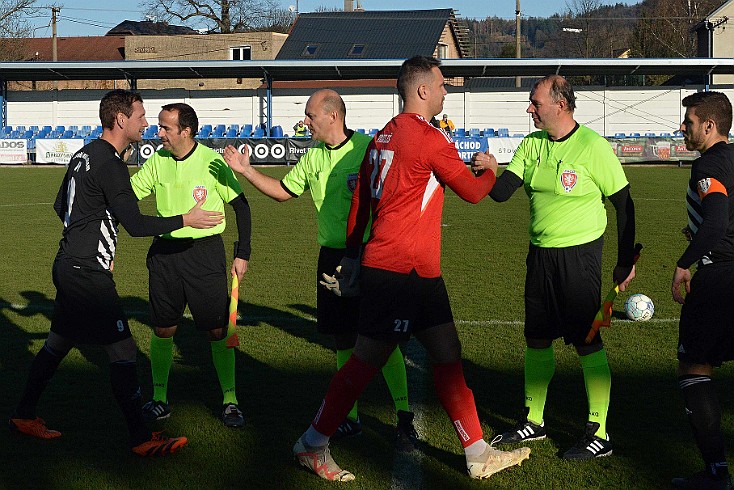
left=2, top=58, right=734, bottom=83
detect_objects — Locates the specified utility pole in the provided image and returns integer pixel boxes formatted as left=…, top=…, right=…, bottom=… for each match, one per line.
left=52, top=6, right=59, bottom=90
left=515, top=0, right=521, bottom=88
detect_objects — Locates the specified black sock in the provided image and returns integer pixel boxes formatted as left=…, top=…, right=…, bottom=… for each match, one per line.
left=109, top=361, right=150, bottom=446
left=15, top=344, right=66, bottom=419
left=679, top=375, right=728, bottom=478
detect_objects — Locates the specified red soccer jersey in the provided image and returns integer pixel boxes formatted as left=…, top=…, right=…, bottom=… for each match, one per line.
left=347, top=113, right=495, bottom=278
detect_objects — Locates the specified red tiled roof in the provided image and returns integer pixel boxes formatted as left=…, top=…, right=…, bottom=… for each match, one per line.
left=6, top=36, right=126, bottom=61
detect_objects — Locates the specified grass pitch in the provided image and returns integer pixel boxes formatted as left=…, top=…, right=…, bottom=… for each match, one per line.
left=0, top=165, right=731, bottom=489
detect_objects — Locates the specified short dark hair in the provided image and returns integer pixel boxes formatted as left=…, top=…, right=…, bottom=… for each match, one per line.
left=397, top=55, right=441, bottom=102
left=682, top=91, right=733, bottom=137
left=99, top=90, right=143, bottom=129
left=532, top=75, right=576, bottom=112
left=161, top=102, right=199, bottom=137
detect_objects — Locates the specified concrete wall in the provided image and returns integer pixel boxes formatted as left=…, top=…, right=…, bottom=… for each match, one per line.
left=6, top=85, right=734, bottom=137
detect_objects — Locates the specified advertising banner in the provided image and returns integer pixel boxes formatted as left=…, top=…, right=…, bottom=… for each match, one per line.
left=0, top=139, right=28, bottom=164
left=137, top=138, right=319, bottom=165
left=36, top=139, right=85, bottom=164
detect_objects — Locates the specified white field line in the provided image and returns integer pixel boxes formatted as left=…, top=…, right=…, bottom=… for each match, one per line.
left=391, top=339, right=426, bottom=490
left=5, top=303, right=680, bottom=326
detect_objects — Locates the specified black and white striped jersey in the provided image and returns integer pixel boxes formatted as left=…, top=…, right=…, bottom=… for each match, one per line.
left=53, top=138, right=182, bottom=270
left=680, top=141, right=734, bottom=268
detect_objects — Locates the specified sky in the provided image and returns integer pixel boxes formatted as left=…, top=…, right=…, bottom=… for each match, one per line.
left=25, top=0, right=640, bottom=38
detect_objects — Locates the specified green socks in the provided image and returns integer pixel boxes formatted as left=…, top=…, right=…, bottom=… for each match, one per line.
left=580, top=348, right=611, bottom=438
left=150, top=334, right=173, bottom=403
left=524, top=346, right=555, bottom=425
left=336, top=348, right=359, bottom=421
left=211, top=326, right=238, bottom=405
left=336, top=346, right=410, bottom=422
left=382, top=346, right=409, bottom=415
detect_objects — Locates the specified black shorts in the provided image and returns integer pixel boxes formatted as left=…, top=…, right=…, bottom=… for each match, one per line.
left=50, top=258, right=131, bottom=345
left=146, top=235, right=228, bottom=331
left=524, top=236, right=603, bottom=346
left=358, top=266, right=454, bottom=342
left=678, top=262, right=734, bottom=367
left=316, top=247, right=360, bottom=335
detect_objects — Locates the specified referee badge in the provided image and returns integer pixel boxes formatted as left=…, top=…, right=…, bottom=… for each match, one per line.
left=193, top=185, right=208, bottom=202
left=347, top=173, right=358, bottom=192
left=560, top=169, right=577, bottom=193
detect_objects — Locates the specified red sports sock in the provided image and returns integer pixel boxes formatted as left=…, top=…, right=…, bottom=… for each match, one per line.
left=433, top=361, right=483, bottom=448
left=312, top=354, right=379, bottom=437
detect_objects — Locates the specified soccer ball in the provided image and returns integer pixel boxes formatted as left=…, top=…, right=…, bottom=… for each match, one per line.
left=624, top=293, right=654, bottom=322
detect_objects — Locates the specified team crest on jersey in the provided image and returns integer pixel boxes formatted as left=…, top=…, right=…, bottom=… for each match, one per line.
left=697, top=178, right=711, bottom=194
left=193, top=185, right=207, bottom=202
left=347, top=173, right=358, bottom=192
left=560, top=169, right=577, bottom=192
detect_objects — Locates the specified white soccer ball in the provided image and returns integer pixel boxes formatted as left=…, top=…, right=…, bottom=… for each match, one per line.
left=624, top=293, right=654, bottom=322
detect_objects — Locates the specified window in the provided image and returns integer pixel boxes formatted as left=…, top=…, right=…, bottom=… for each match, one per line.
left=437, top=43, right=448, bottom=59
left=302, top=45, right=319, bottom=57
left=348, top=44, right=366, bottom=57
left=230, top=46, right=252, bottom=61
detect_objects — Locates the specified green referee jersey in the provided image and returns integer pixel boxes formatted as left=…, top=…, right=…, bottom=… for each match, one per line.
left=130, top=143, right=243, bottom=239
left=281, top=131, right=371, bottom=248
left=505, top=124, right=628, bottom=248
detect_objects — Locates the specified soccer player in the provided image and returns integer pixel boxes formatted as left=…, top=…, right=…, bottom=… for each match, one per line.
left=291, top=56, right=531, bottom=482
left=9, top=89, right=222, bottom=456
left=222, top=89, right=415, bottom=449
left=130, top=103, right=251, bottom=428
left=472, top=75, right=637, bottom=460
left=671, top=91, right=734, bottom=489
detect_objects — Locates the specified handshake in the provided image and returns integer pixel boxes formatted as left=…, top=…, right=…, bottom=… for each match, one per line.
left=319, top=256, right=361, bottom=297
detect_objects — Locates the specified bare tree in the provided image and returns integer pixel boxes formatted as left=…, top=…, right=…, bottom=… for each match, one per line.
left=0, top=0, right=40, bottom=60
left=142, top=0, right=289, bottom=33
left=632, top=0, right=724, bottom=58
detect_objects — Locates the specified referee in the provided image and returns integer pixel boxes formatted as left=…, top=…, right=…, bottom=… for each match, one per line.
left=473, top=75, right=637, bottom=460
left=131, top=103, right=251, bottom=428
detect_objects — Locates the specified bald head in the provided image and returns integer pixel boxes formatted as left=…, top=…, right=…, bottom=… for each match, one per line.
left=304, top=89, right=349, bottom=146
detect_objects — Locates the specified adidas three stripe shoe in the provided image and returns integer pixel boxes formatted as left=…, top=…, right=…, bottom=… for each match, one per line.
left=562, top=421, right=613, bottom=460
left=494, top=408, right=546, bottom=445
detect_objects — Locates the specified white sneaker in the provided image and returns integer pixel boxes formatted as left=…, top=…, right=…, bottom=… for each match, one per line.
left=467, top=444, right=531, bottom=479
left=293, top=436, right=355, bottom=482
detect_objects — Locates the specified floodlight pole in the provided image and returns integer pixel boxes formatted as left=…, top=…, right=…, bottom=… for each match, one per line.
left=515, top=0, right=521, bottom=88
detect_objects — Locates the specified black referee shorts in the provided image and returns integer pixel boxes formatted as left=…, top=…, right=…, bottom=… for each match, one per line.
left=146, top=235, right=228, bottom=331
left=358, top=266, right=454, bottom=342
left=50, top=258, right=131, bottom=345
left=678, top=262, right=734, bottom=367
left=316, top=246, right=360, bottom=335
left=524, top=236, right=603, bottom=347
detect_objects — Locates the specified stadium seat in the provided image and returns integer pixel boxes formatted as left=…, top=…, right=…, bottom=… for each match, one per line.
left=61, top=130, right=74, bottom=138
left=614, top=132, right=626, bottom=138
left=229, top=124, right=239, bottom=133
left=644, top=132, right=656, bottom=137
left=270, top=125, right=283, bottom=138
left=454, top=128, right=466, bottom=137
left=215, top=124, right=226, bottom=134
left=54, top=126, right=65, bottom=133
left=42, top=126, right=52, bottom=133
left=241, top=124, right=253, bottom=136
left=469, top=128, right=480, bottom=137
left=497, top=128, right=510, bottom=137
left=147, top=125, right=157, bottom=134
left=483, top=128, right=495, bottom=137
left=198, top=127, right=211, bottom=138
left=212, top=127, right=226, bottom=138
left=252, top=127, right=265, bottom=138
left=369, top=128, right=378, bottom=136
left=201, top=124, right=212, bottom=133
left=226, top=128, right=237, bottom=138
left=660, top=132, right=672, bottom=138
left=630, top=132, right=641, bottom=137
left=356, top=128, right=366, bottom=134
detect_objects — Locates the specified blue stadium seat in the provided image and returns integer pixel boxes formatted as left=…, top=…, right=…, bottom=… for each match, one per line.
left=660, top=132, right=672, bottom=137
left=368, top=128, right=378, bottom=136
left=356, top=128, right=366, bottom=134
left=614, top=132, right=626, bottom=138
left=61, top=130, right=74, bottom=138
left=212, top=127, right=226, bottom=138
left=252, top=127, right=265, bottom=138
left=198, top=127, right=211, bottom=138
left=270, top=125, right=283, bottom=138
left=54, top=126, right=65, bottom=133
left=497, top=128, right=510, bottom=137
left=147, top=125, right=157, bottom=134
left=644, top=132, right=656, bottom=137
left=29, top=125, right=39, bottom=133
left=16, top=125, right=26, bottom=133
left=241, top=124, right=253, bottom=136
left=483, top=128, right=495, bottom=137
left=226, top=128, right=237, bottom=138
left=469, top=128, right=480, bottom=137
left=201, top=124, right=212, bottom=133
left=229, top=124, right=239, bottom=133
left=454, top=128, right=466, bottom=137
left=630, top=132, right=641, bottom=137
left=42, top=126, right=52, bottom=133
